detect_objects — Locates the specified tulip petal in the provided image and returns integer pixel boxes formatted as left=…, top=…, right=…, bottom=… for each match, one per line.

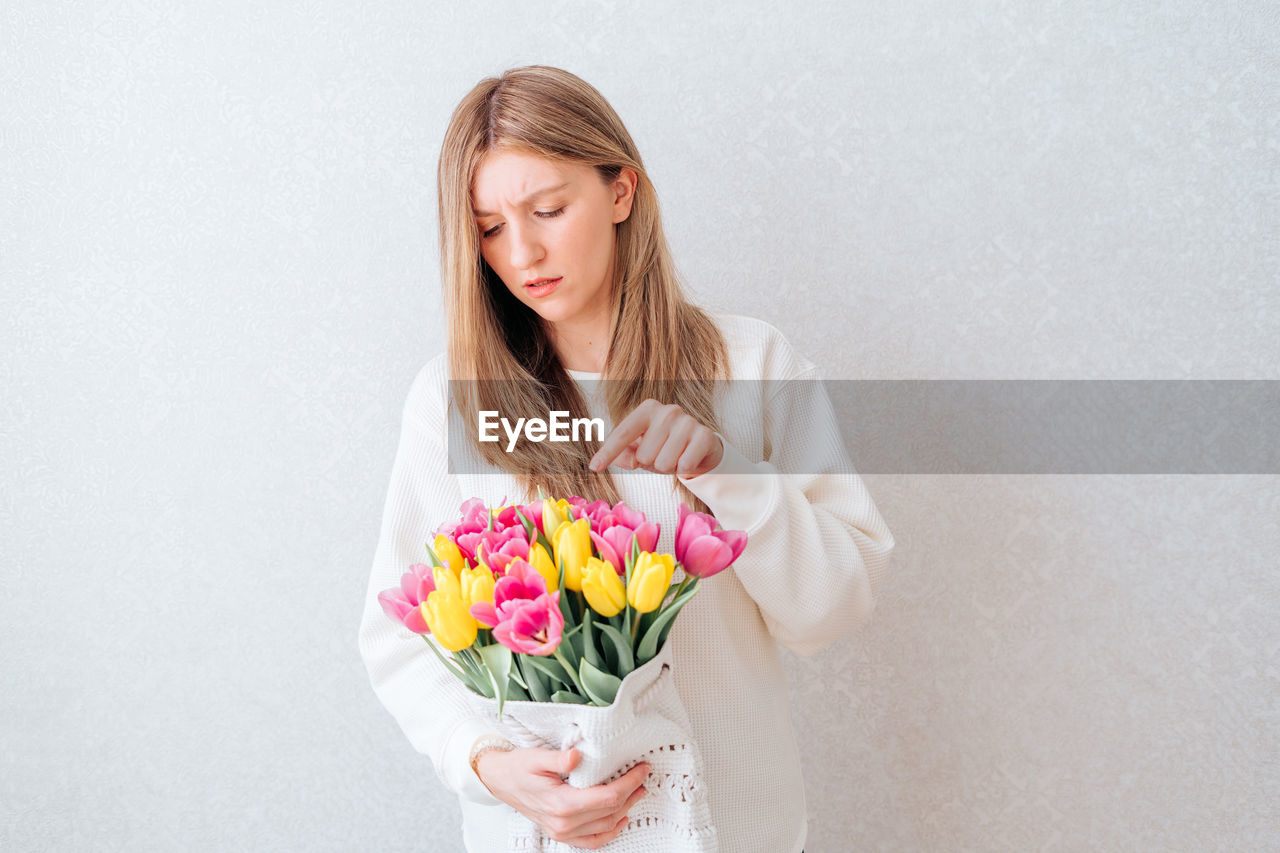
left=590, top=530, right=622, bottom=573
left=717, top=529, right=748, bottom=563
left=378, top=589, right=412, bottom=622
left=404, top=605, right=431, bottom=634
left=683, top=536, right=733, bottom=578
left=634, top=522, right=660, bottom=553
left=675, top=514, right=713, bottom=564
left=612, top=501, right=646, bottom=529
left=470, top=601, right=500, bottom=628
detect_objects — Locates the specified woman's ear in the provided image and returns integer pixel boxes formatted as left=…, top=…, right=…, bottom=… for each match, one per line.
left=612, top=167, right=639, bottom=224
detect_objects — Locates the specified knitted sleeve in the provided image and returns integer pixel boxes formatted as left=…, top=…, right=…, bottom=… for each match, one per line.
left=678, top=332, right=894, bottom=657
left=357, top=356, right=506, bottom=805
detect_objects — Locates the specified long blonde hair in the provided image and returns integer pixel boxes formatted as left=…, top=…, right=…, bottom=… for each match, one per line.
left=437, top=66, right=729, bottom=511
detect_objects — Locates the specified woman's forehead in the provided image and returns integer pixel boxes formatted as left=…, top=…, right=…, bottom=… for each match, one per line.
left=471, top=152, right=587, bottom=213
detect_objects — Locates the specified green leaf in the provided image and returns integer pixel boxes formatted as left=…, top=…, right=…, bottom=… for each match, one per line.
left=421, top=635, right=467, bottom=681
left=551, top=690, right=590, bottom=705
left=507, top=656, right=529, bottom=690
left=557, top=627, right=581, bottom=674
left=582, top=609, right=601, bottom=669
left=421, top=539, right=444, bottom=569
left=519, top=654, right=550, bottom=702
left=597, top=622, right=635, bottom=678
left=557, top=558, right=573, bottom=624
left=625, top=538, right=641, bottom=585
left=578, top=657, right=623, bottom=706
left=455, top=649, right=494, bottom=699
left=477, top=643, right=513, bottom=716
left=636, top=585, right=700, bottom=663
left=524, top=654, right=570, bottom=688
left=515, top=507, right=536, bottom=541
left=656, top=580, right=698, bottom=651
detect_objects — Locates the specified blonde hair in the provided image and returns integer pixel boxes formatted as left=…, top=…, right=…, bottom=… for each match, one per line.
left=437, top=65, right=729, bottom=511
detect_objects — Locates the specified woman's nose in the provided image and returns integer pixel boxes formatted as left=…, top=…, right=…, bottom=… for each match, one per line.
left=506, top=221, right=544, bottom=269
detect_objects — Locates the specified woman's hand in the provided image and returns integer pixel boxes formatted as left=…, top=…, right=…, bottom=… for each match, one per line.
left=588, top=399, right=724, bottom=479
left=475, top=746, right=650, bottom=850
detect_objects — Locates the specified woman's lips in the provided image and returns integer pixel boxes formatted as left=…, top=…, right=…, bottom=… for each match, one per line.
left=526, top=277, right=562, bottom=297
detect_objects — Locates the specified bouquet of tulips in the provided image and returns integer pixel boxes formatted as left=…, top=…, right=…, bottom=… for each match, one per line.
left=377, top=494, right=747, bottom=717
left=378, top=494, right=744, bottom=852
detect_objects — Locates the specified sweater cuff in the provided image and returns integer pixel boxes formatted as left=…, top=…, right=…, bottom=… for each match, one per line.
left=677, top=433, right=780, bottom=535
left=440, top=717, right=507, bottom=807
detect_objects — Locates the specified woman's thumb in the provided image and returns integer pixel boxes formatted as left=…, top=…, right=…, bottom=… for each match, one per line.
left=531, top=746, right=580, bottom=776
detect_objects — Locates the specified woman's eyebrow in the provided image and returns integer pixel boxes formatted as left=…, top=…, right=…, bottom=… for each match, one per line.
left=472, top=182, right=570, bottom=217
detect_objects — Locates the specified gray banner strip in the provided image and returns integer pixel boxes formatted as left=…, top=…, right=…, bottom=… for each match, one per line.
left=444, top=380, right=1279, bottom=475
left=831, top=380, right=1279, bottom=474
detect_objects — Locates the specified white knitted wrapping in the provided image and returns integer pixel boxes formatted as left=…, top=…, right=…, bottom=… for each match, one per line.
left=468, top=639, right=718, bottom=853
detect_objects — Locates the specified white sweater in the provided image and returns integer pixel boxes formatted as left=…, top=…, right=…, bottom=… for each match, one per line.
left=358, top=313, right=894, bottom=853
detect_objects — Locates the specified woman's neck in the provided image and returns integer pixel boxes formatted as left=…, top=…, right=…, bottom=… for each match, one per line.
left=545, top=314, right=610, bottom=374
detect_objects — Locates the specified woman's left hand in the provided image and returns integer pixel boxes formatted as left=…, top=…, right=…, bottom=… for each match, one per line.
left=588, top=399, right=723, bottom=479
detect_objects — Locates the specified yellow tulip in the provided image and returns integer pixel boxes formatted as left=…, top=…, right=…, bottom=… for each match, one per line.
left=432, top=534, right=467, bottom=577
left=627, top=552, right=675, bottom=613
left=581, top=557, right=626, bottom=618
left=460, top=565, right=496, bottom=610
left=553, top=517, right=592, bottom=591
left=422, top=568, right=477, bottom=651
left=542, top=499, right=572, bottom=542
left=527, top=541, right=559, bottom=592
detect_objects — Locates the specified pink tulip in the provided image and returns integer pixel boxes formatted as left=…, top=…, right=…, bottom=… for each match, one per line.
left=475, top=527, right=529, bottom=571
left=674, top=503, right=748, bottom=579
left=492, top=504, right=520, bottom=530
left=377, top=563, right=436, bottom=634
left=492, top=592, right=564, bottom=656
left=573, top=498, right=612, bottom=523
left=603, top=520, right=660, bottom=558
left=442, top=497, right=488, bottom=538
left=496, top=559, right=548, bottom=600
left=470, top=560, right=548, bottom=628
left=589, top=529, right=625, bottom=573
left=580, top=500, right=660, bottom=571
left=580, top=499, right=647, bottom=532
left=632, top=521, right=660, bottom=553
left=453, top=531, right=482, bottom=564
left=519, top=501, right=546, bottom=535
left=440, top=497, right=525, bottom=560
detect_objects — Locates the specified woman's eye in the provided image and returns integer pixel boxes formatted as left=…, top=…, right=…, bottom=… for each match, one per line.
left=480, top=207, right=565, bottom=240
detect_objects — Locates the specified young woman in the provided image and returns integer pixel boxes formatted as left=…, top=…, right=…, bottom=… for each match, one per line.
left=359, top=65, right=894, bottom=853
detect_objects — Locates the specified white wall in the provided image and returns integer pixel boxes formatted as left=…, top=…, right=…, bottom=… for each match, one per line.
left=3, top=1, right=1276, bottom=850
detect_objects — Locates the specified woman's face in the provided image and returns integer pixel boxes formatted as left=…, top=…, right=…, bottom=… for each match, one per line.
left=472, top=149, right=635, bottom=333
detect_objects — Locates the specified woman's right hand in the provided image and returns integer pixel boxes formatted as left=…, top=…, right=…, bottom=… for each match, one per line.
left=474, top=746, right=650, bottom=850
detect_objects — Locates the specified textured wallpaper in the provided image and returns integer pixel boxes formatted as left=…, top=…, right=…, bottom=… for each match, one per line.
left=3, top=1, right=1276, bottom=851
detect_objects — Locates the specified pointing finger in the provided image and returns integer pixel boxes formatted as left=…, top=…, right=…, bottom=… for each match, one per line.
left=589, top=402, right=658, bottom=471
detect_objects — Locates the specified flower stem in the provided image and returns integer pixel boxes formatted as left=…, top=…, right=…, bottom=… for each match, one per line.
left=669, top=574, right=692, bottom=605
left=421, top=635, right=463, bottom=677
left=552, top=646, right=586, bottom=696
